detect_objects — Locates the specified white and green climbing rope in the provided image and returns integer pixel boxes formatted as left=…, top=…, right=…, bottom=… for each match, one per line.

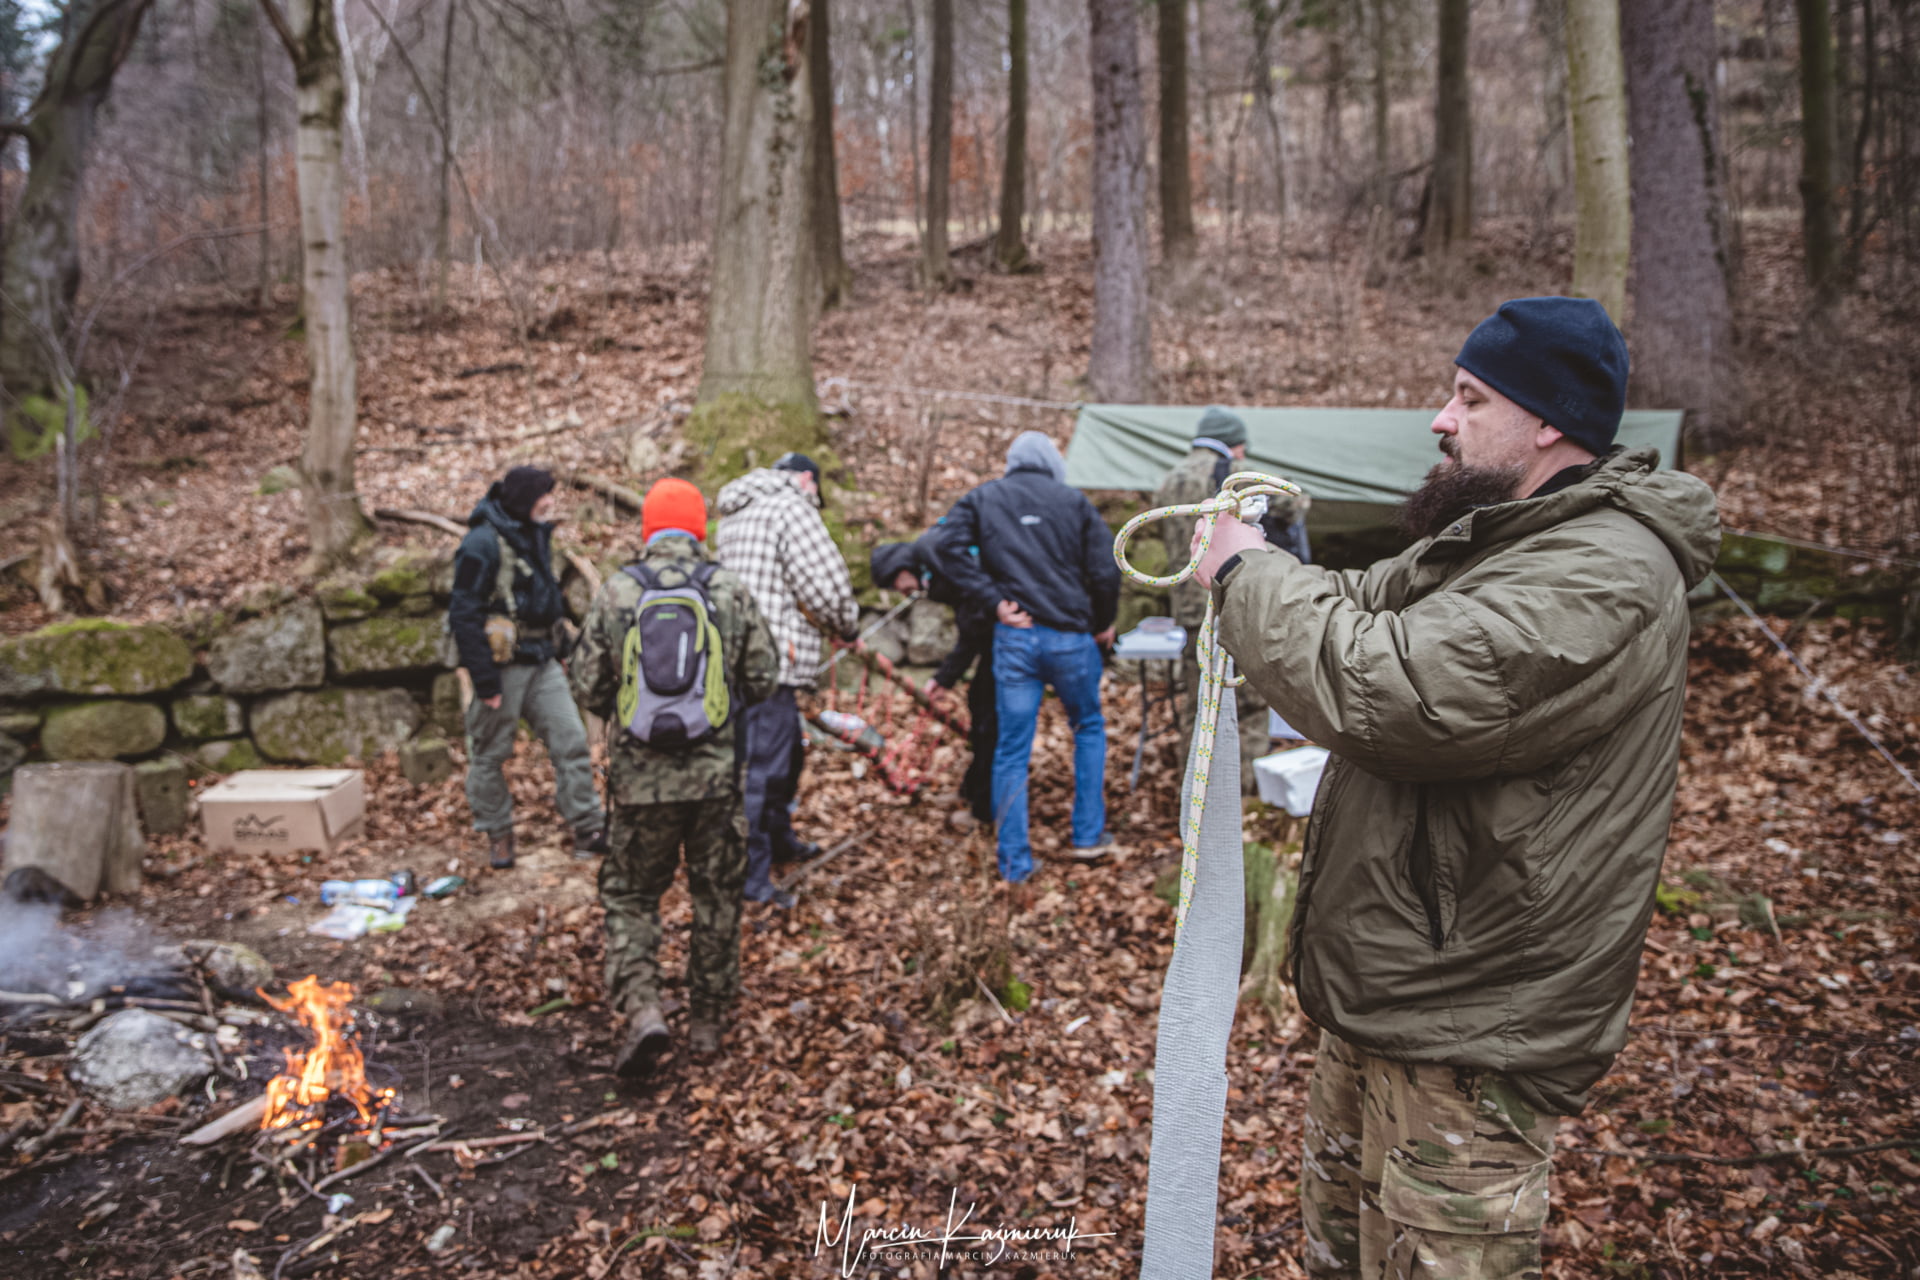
left=1113, top=471, right=1305, bottom=1280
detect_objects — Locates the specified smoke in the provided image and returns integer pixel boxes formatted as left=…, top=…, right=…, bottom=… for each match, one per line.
left=0, top=900, right=180, bottom=1002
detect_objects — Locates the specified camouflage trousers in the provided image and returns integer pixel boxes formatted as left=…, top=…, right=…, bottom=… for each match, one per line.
left=599, top=797, right=747, bottom=1021
left=1300, top=1030, right=1559, bottom=1280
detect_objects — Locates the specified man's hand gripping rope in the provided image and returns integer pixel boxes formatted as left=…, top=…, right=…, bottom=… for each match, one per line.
left=1111, top=471, right=1304, bottom=938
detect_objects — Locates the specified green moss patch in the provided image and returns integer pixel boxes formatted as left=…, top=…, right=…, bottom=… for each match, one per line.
left=0, top=622, right=193, bottom=698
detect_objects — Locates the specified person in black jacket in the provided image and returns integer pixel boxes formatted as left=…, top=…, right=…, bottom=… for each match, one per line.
left=447, top=466, right=607, bottom=869
left=933, top=432, right=1120, bottom=882
left=869, top=530, right=997, bottom=829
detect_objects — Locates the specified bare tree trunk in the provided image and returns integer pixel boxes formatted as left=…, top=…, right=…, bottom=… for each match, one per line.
left=1623, top=0, right=1734, bottom=442
left=1422, top=0, right=1472, bottom=258
left=262, top=0, right=373, bottom=570
left=1157, top=0, right=1196, bottom=263
left=1565, top=0, right=1630, bottom=320
left=0, top=0, right=154, bottom=407
left=1087, top=0, right=1151, bottom=401
left=811, top=0, right=850, bottom=308
left=1248, top=0, right=1290, bottom=244
left=1797, top=0, right=1842, bottom=307
left=905, top=0, right=921, bottom=241
left=1322, top=21, right=1345, bottom=188
left=921, top=0, right=952, bottom=286
left=994, top=0, right=1030, bottom=270
left=1370, top=0, right=1390, bottom=201
left=431, top=0, right=455, bottom=319
left=256, top=3, right=273, bottom=312
left=697, top=0, right=819, bottom=413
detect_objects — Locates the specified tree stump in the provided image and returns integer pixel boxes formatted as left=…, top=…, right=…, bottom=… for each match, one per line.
left=4, top=762, right=145, bottom=900
left=1240, top=818, right=1304, bottom=1023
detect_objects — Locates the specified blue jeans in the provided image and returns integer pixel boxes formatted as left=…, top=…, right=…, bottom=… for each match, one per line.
left=991, top=623, right=1107, bottom=881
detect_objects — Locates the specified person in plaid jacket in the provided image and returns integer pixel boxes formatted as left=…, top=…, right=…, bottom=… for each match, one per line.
left=714, top=454, right=859, bottom=907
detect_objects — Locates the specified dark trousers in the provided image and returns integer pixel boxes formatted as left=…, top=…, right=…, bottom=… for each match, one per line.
left=741, top=685, right=804, bottom=897
left=960, top=660, right=997, bottom=823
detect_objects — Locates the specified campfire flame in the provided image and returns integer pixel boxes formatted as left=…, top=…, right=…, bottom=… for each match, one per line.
left=258, top=975, right=394, bottom=1140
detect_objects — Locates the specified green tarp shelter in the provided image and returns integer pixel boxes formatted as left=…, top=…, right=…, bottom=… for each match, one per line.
left=1063, top=406, right=1686, bottom=535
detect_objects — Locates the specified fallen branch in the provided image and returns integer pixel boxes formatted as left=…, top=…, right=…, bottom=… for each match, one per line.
left=973, top=974, right=1017, bottom=1025
left=1565, top=1135, right=1919, bottom=1167
left=360, top=420, right=582, bottom=453
left=306, top=1129, right=445, bottom=1194
left=779, top=831, right=870, bottom=889
left=420, top=1131, right=545, bottom=1153
left=558, top=469, right=645, bottom=513
left=18, top=1098, right=84, bottom=1158
left=373, top=507, right=465, bottom=538
left=0, top=990, right=64, bottom=1006
left=181, top=1095, right=269, bottom=1146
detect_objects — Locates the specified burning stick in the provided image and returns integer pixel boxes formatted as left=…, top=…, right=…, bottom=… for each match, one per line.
left=257, top=977, right=395, bottom=1146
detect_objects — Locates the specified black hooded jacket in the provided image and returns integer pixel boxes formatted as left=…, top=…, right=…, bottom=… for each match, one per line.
left=871, top=532, right=996, bottom=688
left=447, top=484, right=567, bottom=698
left=931, top=462, right=1120, bottom=635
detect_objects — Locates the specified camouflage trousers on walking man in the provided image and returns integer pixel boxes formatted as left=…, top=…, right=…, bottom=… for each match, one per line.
left=599, top=798, right=747, bottom=1035
left=1300, top=1030, right=1559, bottom=1280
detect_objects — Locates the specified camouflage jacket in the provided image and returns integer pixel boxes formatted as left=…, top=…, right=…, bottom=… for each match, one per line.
left=570, top=536, right=779, bottom=805
left=1153, top=446, right=1308, bottom=628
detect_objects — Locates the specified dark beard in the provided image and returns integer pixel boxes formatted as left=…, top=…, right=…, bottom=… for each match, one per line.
left=1397, top=456, right=1527, bottom=542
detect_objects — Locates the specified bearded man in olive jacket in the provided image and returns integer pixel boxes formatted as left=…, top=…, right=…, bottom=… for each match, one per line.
left=1193, top=298, right=1720, bottom=1279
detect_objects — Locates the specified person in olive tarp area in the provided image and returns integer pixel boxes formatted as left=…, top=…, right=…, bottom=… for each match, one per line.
left=868, top=532, right=997, bottom=830
left=447, top=466, right=607, bottom=869
left=1192, top=297, right=1720, bottom=1279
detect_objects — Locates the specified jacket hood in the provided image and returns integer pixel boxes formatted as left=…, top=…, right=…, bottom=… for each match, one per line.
left=869, top=541, right=926, bottom=590
left=469, top=483, right=524, bottom=534
left=715, top=468, right=803, bottom=517
left=1447, top=448, right=1720, bottom=589
left=1005, top=431, right=1067, bottom=482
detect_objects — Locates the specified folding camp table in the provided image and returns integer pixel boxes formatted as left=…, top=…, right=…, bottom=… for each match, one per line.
left=1112, top=618, right=1188, bottom=790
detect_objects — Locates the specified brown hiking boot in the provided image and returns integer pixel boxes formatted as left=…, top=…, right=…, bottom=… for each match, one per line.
left=613, top=1005, right=669, bottom=1078
left=687, top=1015, right=723, bottom=1057
left=488, top=829, right=516, bottom=870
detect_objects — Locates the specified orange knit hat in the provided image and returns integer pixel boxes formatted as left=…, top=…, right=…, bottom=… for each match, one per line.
left=641, top=477, right=707, bottom=543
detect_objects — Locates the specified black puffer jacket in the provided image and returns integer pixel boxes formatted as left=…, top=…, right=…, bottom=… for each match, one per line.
left=931, top=464, right=1120, bottom=635
left=447, top=485, right=567, bottom=698
left=871, top=532, right=996, bottom=688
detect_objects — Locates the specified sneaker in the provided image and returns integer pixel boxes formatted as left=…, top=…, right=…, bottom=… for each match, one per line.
left=773, top=838, right=822, bottom=865
left=1067, top=837, right=1115, bottom=861
left=687, top=1015, right=723, bottom=1057
left=574, top=827, right=610, bottom=860
left=488, top=829, right=516, bottom=870
left=746, top=884, right=798, bottom=910
left=613, top=1005, right=669, bottom=1079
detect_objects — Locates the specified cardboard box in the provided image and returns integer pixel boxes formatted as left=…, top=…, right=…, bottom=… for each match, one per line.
left=199, top=769, right=366, bottom=854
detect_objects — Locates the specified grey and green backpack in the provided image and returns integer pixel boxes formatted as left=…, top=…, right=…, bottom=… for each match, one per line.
left=616, top=561, right=730, bottom=748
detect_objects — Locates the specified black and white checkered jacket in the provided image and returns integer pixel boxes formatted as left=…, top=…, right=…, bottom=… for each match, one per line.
left=714, top=469, right=859, bottom=687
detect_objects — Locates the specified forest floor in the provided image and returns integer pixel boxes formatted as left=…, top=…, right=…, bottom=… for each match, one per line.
left=0, top=220, right=1917, bottom=1278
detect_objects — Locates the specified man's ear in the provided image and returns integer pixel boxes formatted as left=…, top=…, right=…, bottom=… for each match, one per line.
left=1534, top=421, right=1565, bottom=449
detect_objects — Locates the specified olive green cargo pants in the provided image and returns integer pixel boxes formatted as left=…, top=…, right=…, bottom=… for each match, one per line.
left=1300, top=1030, right=1559, bottom=1280
left=463, top=658, right=605, bottom=837
left=599, top=797, right=747, bottom=1020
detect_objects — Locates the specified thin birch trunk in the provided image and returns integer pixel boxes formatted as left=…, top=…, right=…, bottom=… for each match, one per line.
left=1566, top=0, right=1630, bottom=320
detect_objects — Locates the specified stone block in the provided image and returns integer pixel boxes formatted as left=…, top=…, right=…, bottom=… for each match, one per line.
left=171, top=694, right=244, bottom=740
left=0, top=708, right=40, bottom=738
left=327, top=615, right=449, bottom=677
left=0, top=620, right=192, bottom=699
left=192, top=738, right=264, bottom=775
left=133, top=757, right=190, bottom=836
left=316, top=581, right=379, bottom=623
left=250, top=688, right=422, bottom=764
left=367, top=558, right=435, bottom=603
left=430, top=671, right=466, bottom=736
left=399, top=736, right=453, bottom=786
left=69, top=1009, right=212, bottom=1110
left=906, top=599, right=958, bottom=666
left=207, top=601, right=325, bottom=693
left=42, top=700, right=166, bottom=760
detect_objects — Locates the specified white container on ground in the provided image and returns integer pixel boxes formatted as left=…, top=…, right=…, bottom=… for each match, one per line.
left=1253, top=746, right=1330, bottom=817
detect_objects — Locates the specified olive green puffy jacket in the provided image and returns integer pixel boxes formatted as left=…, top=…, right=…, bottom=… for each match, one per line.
left=1215, top=448, right=1721, bottom=1115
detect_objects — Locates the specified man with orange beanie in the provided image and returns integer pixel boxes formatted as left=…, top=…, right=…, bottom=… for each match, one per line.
left=571, top=478, right=779, bottom=1074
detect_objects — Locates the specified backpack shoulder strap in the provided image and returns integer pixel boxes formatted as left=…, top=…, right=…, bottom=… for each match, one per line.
left=690, top=561, right=721, bottom=591
left=620, top=562, right=659, bottom=592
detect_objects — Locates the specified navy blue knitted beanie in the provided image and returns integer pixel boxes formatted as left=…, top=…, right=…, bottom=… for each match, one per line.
left=1453, top=297, right=1630, bottom=455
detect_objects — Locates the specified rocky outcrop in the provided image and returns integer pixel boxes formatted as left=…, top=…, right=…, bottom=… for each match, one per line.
left=41, top=700, right=167, bottom=760
left=171, top=694, right=245, bottom=740
left=250, top=688, right=423, bottom=764
left=328, top=617, right=450, bottom=677
left=0, top=621, right=192, bottom=699
left=206, top=602, right=326, bottom=694
left=69, top=1009, right=213, bottom=1110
